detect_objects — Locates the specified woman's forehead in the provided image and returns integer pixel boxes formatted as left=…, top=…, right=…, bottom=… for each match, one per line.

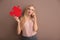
left=29, top=6, right=35, bottom=9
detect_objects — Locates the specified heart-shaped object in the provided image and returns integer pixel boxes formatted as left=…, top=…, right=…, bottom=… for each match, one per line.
left=10, top=6, right=22, bottom=17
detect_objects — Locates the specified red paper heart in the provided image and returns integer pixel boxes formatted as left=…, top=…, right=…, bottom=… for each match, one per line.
left=10, top=6, right=22, bottom=17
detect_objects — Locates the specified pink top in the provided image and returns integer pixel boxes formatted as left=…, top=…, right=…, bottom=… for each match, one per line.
left=22, top=19, right=37, bottom=37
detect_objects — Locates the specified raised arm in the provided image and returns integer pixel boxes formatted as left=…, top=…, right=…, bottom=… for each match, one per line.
left=32, top=13, right=38, bottom=32
left=33, top=17, right=38, bottom=32
left=17, top=21, right=21, bottom=35
left=14, top=16, right=21, bottom=35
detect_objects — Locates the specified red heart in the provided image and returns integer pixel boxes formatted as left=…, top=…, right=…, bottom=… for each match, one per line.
left=10, top=6, right=22, bottom=17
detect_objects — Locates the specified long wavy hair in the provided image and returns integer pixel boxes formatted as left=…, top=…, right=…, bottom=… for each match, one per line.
left=20, top=5, right=36, bottom=29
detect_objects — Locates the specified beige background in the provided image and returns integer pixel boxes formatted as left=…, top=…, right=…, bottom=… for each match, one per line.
left=0, top=0, right=60, bottom=40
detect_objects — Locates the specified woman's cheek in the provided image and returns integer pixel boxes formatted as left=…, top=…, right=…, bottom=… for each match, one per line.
left=29, top=13, right=32, bottom=15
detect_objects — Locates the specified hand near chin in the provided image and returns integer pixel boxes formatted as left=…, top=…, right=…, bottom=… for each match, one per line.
left=32, top=13, right=37, bottom=19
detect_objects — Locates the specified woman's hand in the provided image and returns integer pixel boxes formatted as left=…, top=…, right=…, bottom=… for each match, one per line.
left=13, top=16, right=20, bottom=22
left=32, top=13, right=37, bottom=20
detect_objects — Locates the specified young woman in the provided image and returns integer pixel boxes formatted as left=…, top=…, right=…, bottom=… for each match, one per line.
left=14, top=5, right=38, bottom=40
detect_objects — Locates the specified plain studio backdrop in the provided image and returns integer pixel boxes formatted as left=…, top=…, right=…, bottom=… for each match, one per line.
left=0, top=0, right=60, bottom=40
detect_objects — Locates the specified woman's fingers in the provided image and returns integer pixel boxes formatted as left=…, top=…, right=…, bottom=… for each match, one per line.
left=32, top=13, right=36, bottom=19
left=14, top=16, right=20, bottom=22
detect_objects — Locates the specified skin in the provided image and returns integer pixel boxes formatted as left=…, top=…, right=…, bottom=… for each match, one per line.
left=14, top=6, right=38, bottom=35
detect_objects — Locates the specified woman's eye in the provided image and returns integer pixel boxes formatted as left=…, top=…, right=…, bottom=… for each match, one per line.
left=31, top=9, right=34, bottom=11
left=28, top=8, right=30, bottom=10
left=27, top=8, right=34, bottom=11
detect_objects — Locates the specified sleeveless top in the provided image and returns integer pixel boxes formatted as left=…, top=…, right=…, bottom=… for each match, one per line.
left=22, top=19, right=37, bottom=37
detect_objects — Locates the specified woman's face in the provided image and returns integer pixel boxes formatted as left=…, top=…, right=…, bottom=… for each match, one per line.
left=26, top=6, right=35, bottom=16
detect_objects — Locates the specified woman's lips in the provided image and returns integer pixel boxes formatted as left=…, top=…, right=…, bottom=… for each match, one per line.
left=28, top=12, right=30, bottom=13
